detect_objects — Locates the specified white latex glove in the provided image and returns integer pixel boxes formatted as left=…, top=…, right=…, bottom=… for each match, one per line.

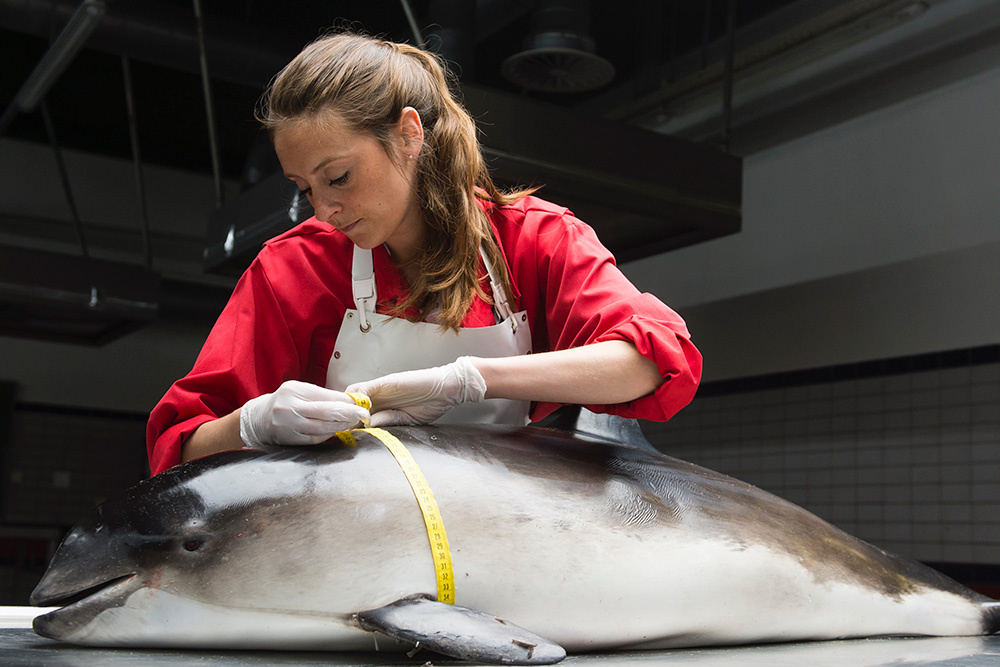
left=240, top=380, right=371, bottom=448
left=345, top=356, right=487, bottom=427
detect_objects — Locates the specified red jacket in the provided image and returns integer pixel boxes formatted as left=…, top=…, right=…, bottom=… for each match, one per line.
left=146, top=196, right=701, bottom=474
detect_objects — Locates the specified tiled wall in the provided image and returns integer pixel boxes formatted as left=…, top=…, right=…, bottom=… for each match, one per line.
left=644, top=348, right=1000, bottom=567
left=2, top=405, right=149, bottom=526
left=0, top=404, right=149, bottom=604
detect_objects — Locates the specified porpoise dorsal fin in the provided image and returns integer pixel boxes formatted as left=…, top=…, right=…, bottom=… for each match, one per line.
left=354, top=594, right=566, bottom=665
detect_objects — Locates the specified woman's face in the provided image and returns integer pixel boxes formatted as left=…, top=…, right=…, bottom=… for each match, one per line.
left=274, top=112, right=424, bottom=260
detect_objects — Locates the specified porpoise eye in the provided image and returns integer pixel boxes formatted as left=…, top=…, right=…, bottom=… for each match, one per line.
left=183, top=539, right=204, bottom=552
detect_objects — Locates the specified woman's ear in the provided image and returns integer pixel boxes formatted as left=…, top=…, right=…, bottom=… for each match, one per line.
left=398, top=106, right=424, bottom=159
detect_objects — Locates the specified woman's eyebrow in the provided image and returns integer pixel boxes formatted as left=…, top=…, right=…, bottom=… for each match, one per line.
left=311, top=155, right=349, bottom=175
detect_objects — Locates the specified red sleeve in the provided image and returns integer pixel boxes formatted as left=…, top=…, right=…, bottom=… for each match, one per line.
left=493, top=198, right=702, bottom=422
left=145, top=261, right=302, bottom=475
left=146, top=223, right=354, bottom=475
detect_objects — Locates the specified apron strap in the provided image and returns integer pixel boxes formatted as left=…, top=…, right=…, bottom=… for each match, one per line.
left=479, top=250, right=518, bottom=333
left=351, top=246, right=516, bottom=333
left=352, top=245, right=377, bottom=332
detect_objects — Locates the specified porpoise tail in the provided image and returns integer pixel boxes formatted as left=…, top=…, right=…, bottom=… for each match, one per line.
left=984, top=601, right=1000, bottom=634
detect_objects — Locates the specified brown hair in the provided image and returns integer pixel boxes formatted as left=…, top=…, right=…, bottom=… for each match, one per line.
left=257, top=31, right=536, bottom=331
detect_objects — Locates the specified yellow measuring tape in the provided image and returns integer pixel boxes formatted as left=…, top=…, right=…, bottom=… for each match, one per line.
left=336, top=421, right=455, bottom=605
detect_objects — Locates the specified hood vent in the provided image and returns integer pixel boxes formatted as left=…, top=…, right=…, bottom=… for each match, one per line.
left=501, top=0, right=615, bottom=93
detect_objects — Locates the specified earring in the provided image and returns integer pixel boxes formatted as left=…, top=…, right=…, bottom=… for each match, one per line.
left=408, top=154, right=414, bottom=159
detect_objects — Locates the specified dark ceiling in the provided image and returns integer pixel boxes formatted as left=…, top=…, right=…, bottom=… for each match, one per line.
left=1, top=0, right=793, bottom=183
left=14, top=0, right=973, bottom=341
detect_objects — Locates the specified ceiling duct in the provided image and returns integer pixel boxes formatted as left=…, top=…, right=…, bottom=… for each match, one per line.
left=0, top=246, right=160, bottom=345
left=1, top=0, right=741, bottom=278
left=501, top=0, right=615, bottom=93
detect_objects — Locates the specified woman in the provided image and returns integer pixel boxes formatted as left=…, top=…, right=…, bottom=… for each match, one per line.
left=146, top=32, right=701, bottom=476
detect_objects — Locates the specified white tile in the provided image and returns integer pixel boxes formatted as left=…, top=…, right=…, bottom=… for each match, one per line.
left=885, top=523, right=913, bottom=541
left=971, top=443, right=1000, bottom=464
left=884, top=394, right=912, bottom=412
left=740, top=412, right=764, bottom=434
left=912, top=371, right=941, bottom=390
left=940, top=366, right=972, bottom=387
left=912, top=411, right=942, bottom=430
left=884, top=374, right=912, bottom=393
left=856, top=468, right=883, bottom=486
left=857, top=504, right=885, bottom=523
left=972, top=482, right=1000, bottom=504
left=816, top=504, right=849, bottom=522
left=829, top=468, right=859, bottom=488
left=753, top=472, right=785, bottom=490
left=972, top=544, right=1000, bottom=563
left=910, top=445, right=941, bottom=465
left=969, top=363, right=1000, bottom=385
left=855, top=523, right=885, bottom=545
left=782, top=488, right=809, bottom=506
left=940, top=464, right=972, bottom=484
left=911, top=542, right=945, bottom=562
left=830, top=379, right=857, bottom=398
left=883, top=466, right=911, bottom=485
left=912, top=390, right=941, bottom=410
left=972, top=502, right=1000, bottom=525
left=830, top=415, right=857, bottom=434
left=828, top=395, right=855, bottom=414
left=807, top=485, right=834, bottom=504
left=940, top=504, right=974, bottom=524
left=912, top=522, right=944, bottom=543
left=761, top=421, right=784, bottom=439
left=803, top=384, right=833, bottom=402
left=783, top=418, right=810, bottom=438
left=916, top=504, right=943, bottom=523
left=857, top=485, right=884, bottom=503
left=911, top=465, right=941, bottom=484
left=905, top=428, right=938, bottom=448
left=884, top=502, right=913, bottom=522
left=856, top=376, right=883, bottom=395
left=972, top=400, right=1000, bottom=424
left=942, top=522, right=974, bottom=543
left=806, top=451, right=832, bottom=469
left=939, top=439, right=972, bottom=463
left=972, top=463, right=1000, bottom=482
left=942, top=543, right=976, bottom=562
left=941, top=483, right=973, bottom=503
left=884, top=484, right=913, bottom=511
left=940, top=387, right=971, bottom=408
left=883, top=428, right=911, bottom=448
left=858, top=395, right=885, bottom=415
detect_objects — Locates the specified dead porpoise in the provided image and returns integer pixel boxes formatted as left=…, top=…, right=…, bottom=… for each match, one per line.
left=30, top=424, right=1000, bottom=664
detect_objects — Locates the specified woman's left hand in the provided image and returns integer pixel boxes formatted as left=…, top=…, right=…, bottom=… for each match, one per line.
left=345, top=357, right=486, bottom=426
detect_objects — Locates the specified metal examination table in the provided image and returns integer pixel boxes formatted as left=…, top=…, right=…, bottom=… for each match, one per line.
left=3, top=608, right=998, bottom=666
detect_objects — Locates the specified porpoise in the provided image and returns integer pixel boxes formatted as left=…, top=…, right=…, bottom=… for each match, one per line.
left=30, top=424, right=1000, bottom=664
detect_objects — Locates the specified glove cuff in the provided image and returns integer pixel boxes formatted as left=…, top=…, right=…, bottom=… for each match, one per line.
left=239, top=393, right=269, bottom=449
left=455, top=356, right=487, bottom=403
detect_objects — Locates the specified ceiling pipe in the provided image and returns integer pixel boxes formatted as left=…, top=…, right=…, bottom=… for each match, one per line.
left=0, top=0, right=289, bottom=89
left=0, top=0, right=107, bottom=134
left=0, top=0, right=531, bottom=91
left=13, top=0, right=107, bottom=111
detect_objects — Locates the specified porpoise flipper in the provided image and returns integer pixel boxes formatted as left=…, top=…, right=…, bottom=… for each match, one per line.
left=354, top=594, right=567, bottom=665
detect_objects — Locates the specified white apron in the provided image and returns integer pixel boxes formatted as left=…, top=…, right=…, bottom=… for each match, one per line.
left=326, top=246, right=532, bottom=425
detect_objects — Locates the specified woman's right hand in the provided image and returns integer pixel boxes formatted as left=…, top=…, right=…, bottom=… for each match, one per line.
left=239, top=380, right=370, bottom=448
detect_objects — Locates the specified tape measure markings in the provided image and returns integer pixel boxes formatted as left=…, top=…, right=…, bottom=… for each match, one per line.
left=355, top=427, right=455, bottom=605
